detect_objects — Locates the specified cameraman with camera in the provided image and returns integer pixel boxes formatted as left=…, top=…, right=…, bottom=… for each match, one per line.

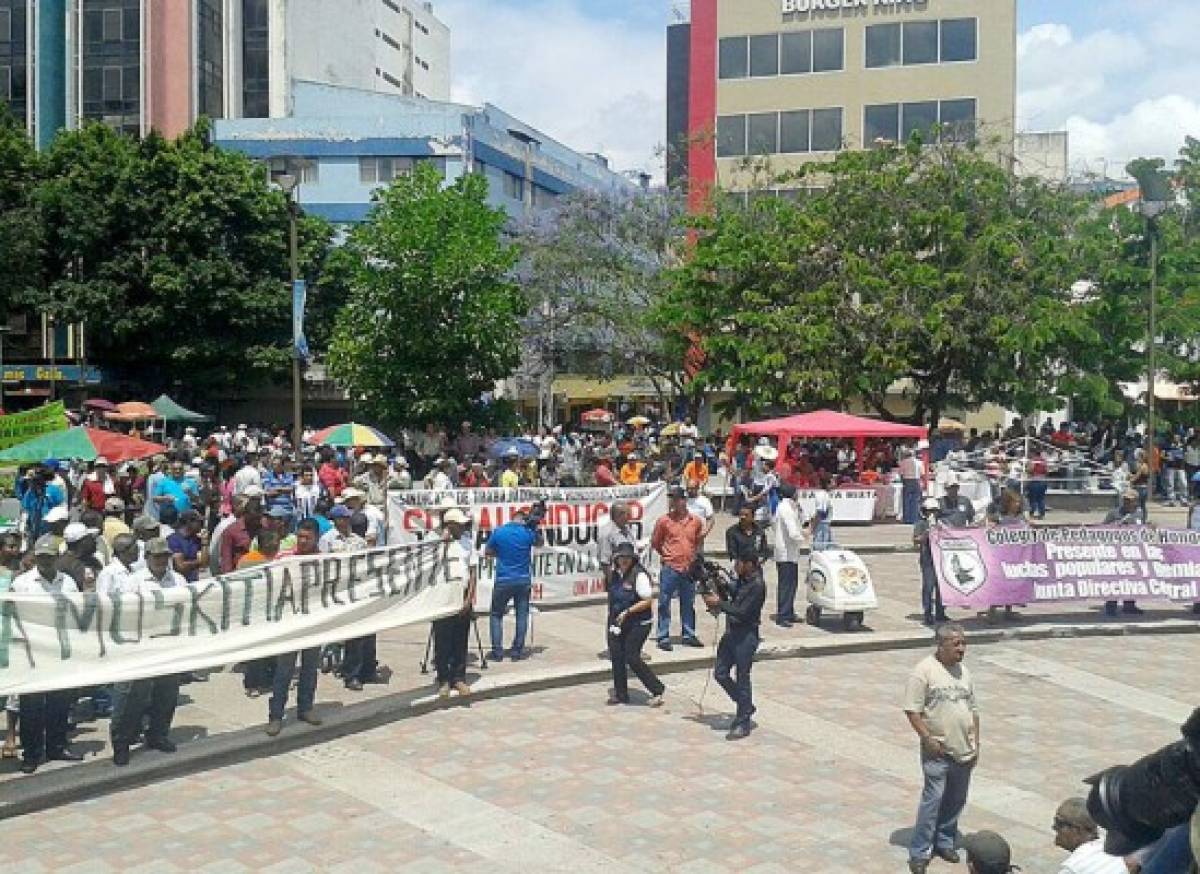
left=701, top=543, right=766, bottom=741
left=17, top=461, right=67, bottom=542
left=485, top=500, right=546, bottom=661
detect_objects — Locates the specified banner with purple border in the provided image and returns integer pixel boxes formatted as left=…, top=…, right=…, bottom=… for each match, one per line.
left=930, top=525, right=1200, bottom=609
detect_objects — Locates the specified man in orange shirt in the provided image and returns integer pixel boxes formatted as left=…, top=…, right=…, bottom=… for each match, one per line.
left=620, top=453, right=646, bottom=485
left=682, top=451, right=710, bottom=487
left=651, top=486, right=705, bottom=651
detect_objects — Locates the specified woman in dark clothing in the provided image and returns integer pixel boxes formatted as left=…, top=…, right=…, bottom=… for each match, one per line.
left=606, top=542, right=665, bottom=707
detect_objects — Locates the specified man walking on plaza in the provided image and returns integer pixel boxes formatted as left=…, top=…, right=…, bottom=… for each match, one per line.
left=266, top=520, right=324, bottom=736
left=903, top=623, right=980, bottom=873
left=900, top=446, right=925, bottom=524
left=485, top=503, right=544, bottom=661
left=701, top=543, right=765, bottom=740
left=434, top=508, right=478, bottom=698
left=652, top=485, right=705, bottom=651
left=772, top=483, right=805, bottom=627
left=1051, top=797, right=1127, bottom=873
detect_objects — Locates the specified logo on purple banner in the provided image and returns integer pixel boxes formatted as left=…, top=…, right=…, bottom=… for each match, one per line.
left=930, top=525, right=1200, bottom=609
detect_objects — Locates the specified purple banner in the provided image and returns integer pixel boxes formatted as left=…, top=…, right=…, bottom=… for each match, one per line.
left=930, top=525, right=1200, bottom=609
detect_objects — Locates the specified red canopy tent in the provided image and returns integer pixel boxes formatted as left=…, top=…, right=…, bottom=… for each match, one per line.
left=730, top=410, right=926, bottom=475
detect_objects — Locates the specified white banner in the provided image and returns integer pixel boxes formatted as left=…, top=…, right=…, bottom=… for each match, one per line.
left=387, top=484, right=669, bottom=602
left=0, top=541, right=467, bottom=696
left=797, top=488, right=878, bottom=522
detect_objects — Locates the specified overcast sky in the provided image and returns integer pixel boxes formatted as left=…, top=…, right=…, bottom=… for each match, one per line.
left=434, top=0, right=1200, bottom=181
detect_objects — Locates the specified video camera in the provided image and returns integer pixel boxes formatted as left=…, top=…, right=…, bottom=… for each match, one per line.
left=1085, top=706, right=1200, bottom=857
left=688, top=558, right=734, bottom=601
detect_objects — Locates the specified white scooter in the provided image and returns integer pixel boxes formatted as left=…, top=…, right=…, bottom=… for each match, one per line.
left=803, top=543, right=878, bottom=631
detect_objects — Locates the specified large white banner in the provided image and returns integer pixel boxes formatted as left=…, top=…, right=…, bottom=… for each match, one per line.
left=0, top=541, right=467, bottom=696
left=387, top=484, right=669, bottom=602
left=797, top=489, right=878, bottom=523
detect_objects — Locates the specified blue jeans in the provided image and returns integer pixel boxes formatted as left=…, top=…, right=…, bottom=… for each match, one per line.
left=920, top=559, right=943, bottom=621
left=714, top=626, right=758, bottom=727
left=909, top=754, right=974, bottom=861
left=656, top=566, right=696, bottom=642
left=490, top=580, right=531, bottom=654
left=1026, top=481, right=1047, bottom=517
left=1141, top=824, right=1192, bottom=874
left=269, top=648, right=319, bottom=722
left=902, top=479, right=922, bottom=524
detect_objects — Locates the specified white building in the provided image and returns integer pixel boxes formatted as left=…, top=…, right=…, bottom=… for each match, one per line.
left=229, top=0, right=450, bottom=119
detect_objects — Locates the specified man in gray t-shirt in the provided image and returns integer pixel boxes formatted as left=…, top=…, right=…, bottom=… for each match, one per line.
left=903, top=624, right=979, bottom=873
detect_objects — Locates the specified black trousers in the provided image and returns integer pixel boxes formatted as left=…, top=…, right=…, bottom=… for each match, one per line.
left=608, top=622, right=664, bottom=701
left=342, top=635, right=378, bottom=682
left=242, top=657, right=275, bottom=691
left=433, top=613, right=470, bottom=684
left=715, top=626, right=759, bottom=728
left=110, top=675, right=181, bottom=750
left=19, top=690, right=74, bottom=764
left=776, top=561, right=799, bottom=622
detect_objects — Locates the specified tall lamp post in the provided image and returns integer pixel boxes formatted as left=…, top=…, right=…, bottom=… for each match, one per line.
left=1130, top=164, right=1173, bottom=509
left=0, top=324, right=11, bottom=414
left=271, top=159, right=304, bottom=453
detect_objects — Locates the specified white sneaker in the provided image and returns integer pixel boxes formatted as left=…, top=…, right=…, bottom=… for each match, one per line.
left=437, top=683, right=451, bottom=699
left=647, top=695, right=664, bottom=708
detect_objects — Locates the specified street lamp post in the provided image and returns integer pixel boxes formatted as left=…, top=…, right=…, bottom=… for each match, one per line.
left=272, top=164, right=303, bottom=453
left=1131, top=163, right=1172, bottom=518
left=0, top=325, right=11, bottom=413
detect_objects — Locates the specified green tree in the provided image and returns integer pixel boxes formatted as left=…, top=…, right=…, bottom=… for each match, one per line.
left=0, top=107, right=44, bottom=316
left=327, top=163, right=524, bottom=426
left=660, top=137, right=1098, bottom=427
left=516, top=189, right=695, bottom=413
left=36, top=121, right=331, bottom=400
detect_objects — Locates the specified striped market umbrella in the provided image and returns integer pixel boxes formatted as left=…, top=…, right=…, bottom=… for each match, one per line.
left=306, top=422, right=394, bottom=449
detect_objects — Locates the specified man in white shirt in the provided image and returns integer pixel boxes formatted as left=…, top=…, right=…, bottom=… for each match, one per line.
left=429, top=458, right=454, bottom=491
left=319, top=506, right=366, bottom=553
left=12, top=535, right=82, bottom=773
left=1051, top=797, right=1128, bottom=874
left=96, top=534, right=141, bottom=596
left=899, top=446, right=925, bottom=525
left=231, top=456, right=263, bottom=497
left=110, top=537, right=185, bottom=766
left=685, top=478, right=715, bottom=539
left=772, top=484, right=806, bottom=627
left=342, top=488, right=385, bottom=546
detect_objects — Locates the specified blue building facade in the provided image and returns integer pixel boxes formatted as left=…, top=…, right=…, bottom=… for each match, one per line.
left=212, top=80, right=640, bottom=223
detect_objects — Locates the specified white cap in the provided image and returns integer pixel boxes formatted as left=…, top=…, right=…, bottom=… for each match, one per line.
left=44, top=506, right=69, bottom=523
left=94, top=456, right=110, bottom=466
left=360, top=452, right=374, bottom=465
left=342, top=487, right=366, bottom=500
left=242, top=484, right=264, bottom=498
left=63, top=522, right=99, bottom=543
left=754, top=446, right=779, bottom=462
left=394, top=456, right=409, bottom=467
left=443, top=508, right=469, bottom=525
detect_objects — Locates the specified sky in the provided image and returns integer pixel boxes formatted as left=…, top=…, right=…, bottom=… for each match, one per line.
left=434, top=0, right=1200, bottom=182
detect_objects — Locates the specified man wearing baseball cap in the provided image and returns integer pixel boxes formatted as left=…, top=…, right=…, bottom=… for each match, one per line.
left=102, top=496, right=131, bottom=549
left=433, top=508, right=478, bottom=697
left=962, top=830, right=1017, bottom=874
left=80, top=456, right=117, bottom=512
left=11, top=535, right=81, bottom=773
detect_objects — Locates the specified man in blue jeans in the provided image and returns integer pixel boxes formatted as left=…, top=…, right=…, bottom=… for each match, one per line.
left=265, top=521, right=324, bottom=736
left=485, top=502, right=545, bottom=661
left=903, top=623, right=980, bottom=874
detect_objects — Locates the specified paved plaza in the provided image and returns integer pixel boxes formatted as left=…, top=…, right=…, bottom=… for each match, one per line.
left=4, top=633, right=1194, bottom=873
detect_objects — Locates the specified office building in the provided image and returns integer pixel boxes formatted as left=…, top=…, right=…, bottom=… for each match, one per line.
left=213, top=80, right=638, bottom=224
left=0, top=0, right=449, bottom=147
left=669, top=0, right=1017, bottom=195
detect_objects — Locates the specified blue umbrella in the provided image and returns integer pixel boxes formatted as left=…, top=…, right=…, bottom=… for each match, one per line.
left=488, top=438, right=541, bottom=460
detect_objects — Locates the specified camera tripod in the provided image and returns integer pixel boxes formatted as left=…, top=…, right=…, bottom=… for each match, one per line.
left=419, top=612, right=490, bottom=674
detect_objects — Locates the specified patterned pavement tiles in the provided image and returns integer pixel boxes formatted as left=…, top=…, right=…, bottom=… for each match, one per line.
left=4, top=634, right=1194, bottom=873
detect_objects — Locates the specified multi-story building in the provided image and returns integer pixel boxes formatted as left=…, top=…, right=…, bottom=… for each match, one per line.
left=0, top=0, right=449, bottom=147
left=668, top=0, right=1017, bottom=195
left=213, top=80, right=639, bottom=225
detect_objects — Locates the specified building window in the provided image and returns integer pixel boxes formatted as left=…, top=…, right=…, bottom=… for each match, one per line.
left=811, top=28, right=843, bottom=72
left=380, top=31, right=402, bottom=51
left=780, top=31, right=811, bottom=75
left=810, top=108, right=842, bottom=152
left=0, top=1, right=26, bottom=124
left=865, top=99, right=977, bottom=147
left=747, top=112, right=777, bottom=155
left=197, top=0, right=224, bottom=119
left=940, top=18, right=977, bottom=63
left=718, top=37, right=747, bottom=80
left=359, top=156, right=414, bottom=185
left=0, top=66, right=9, bottom=100
left=866, top=18, right=977, bottom=68
left=777, top=107, right=842, bottom=153
left=748, top=34, right=778, bottom=77
left=80, top=0, right=141, bottom=134
left=381, top=70, right=404, bottom=89
left=716, top=114, right=746, bottom=158
left=301, top=162, right=319, bottom=185
left=383, top=0, right=401, bottom=12
left=242, top=0, right=270, bottom=118
left=0, top=8, right=10, bottom=43
left=502, top=170, right=524, bottom=200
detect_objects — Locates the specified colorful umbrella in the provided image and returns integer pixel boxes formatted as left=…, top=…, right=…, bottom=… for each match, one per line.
left=307, top=422, right=394, bottom=448
left=83, top=399, right=117, bottom=412
left=659, top=422, right=682, bottom=437
left=626, top=415, right=651, bottom=427
left=0, top=426, right=166, bottom=464
left=104, top=401, right=160, bottom=422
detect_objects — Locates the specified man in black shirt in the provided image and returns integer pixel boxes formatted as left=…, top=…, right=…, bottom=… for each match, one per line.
left=702, top=547, right=766, bottom=741
left=725, top=506, right=768, bottom=565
